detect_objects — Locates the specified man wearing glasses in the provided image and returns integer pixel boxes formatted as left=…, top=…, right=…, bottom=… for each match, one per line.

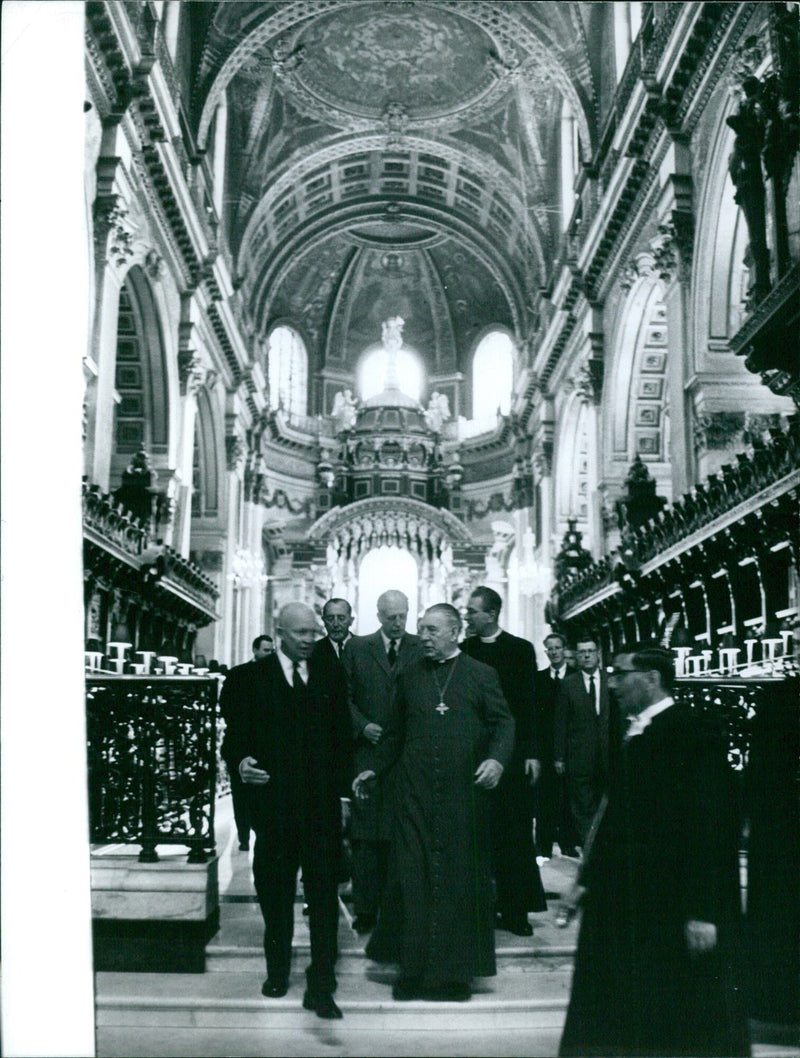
left=558, top=643, right=748, bottom=1057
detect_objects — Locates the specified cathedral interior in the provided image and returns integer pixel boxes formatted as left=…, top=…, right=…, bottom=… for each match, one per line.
left=4, top=2, right=799, bottom=1055
left=82, top=0, right=800, bottom=665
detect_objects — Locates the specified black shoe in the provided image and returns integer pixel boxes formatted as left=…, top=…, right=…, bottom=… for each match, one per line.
left=238, top=841, right=250, bottom=851
left=495, top=913, right=533, bottom=936
left=428, top=982, right=471, bottom=1001
left=352, top=914, right=375, bottom=934
left=303, top=990, right=342, bottom=1019
left=392, top=976, right=423, bottom=1001
left=261, top=978, right=288, bottom=998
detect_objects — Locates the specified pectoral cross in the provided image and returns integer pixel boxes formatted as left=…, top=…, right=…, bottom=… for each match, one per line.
left=436, top=701, right=449, bottom=715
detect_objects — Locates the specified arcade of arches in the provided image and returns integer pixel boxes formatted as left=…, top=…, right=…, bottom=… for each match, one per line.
left=83, top=0, right=800, bottom=670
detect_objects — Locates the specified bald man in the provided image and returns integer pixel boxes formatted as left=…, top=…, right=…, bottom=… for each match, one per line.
left=222, top=603, right=352, bottom=1019
left=342, top=589, right=423, bottom=933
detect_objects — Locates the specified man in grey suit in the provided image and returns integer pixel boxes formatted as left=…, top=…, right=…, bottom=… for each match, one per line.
left=553, top=636, right=619, bottom=846
left=343, top=589, right=423, bottom=933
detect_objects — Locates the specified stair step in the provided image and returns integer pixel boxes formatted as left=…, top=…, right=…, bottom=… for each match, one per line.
left=96, top=969, right=571, bottom=1031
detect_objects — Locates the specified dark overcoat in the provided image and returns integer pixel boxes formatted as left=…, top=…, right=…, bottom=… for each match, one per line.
left=220, top=650, right=352, bottom=851
left=343, top=630, right=423, bottom=841
left=366, top=652, right=515, bottom=986
left=559, top=702, right=749, bottom=1057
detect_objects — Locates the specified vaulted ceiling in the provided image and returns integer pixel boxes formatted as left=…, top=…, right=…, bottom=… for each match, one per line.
left=188, top=1, right=599, bottom=379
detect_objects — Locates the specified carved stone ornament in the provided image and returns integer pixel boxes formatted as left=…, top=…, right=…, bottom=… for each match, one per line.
left=271, top=38, right=305, bottom=80
left=693, top=411, right=746, bottom=453
left=178, top=348, right=205, bottom=395
left=619, top=251, right=656, bottom=293
left=226, top=433, right=245, bottom=472
left=574, top=359, right=603, bottom=405
left=382, top=101, right=409, bottom=148
left=93, top=194, right=134, bottom=268
left=144, top=248, right=164, bottom=281
left=650, top=215, right=693, bottom=284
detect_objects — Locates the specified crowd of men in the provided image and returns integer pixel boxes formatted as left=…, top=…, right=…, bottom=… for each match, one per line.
left=219, top=589, right=749, bottom=1055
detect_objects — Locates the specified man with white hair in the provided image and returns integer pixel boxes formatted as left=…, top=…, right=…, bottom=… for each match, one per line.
left=355, top=603, right=515, bottom=1002
left=343, top=589, right=423, bottom=933
left=223, top=602, right=352, bottom=1019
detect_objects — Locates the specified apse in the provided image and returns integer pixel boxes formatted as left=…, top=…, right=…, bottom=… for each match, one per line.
left=357, top=546, right=419, bottom=636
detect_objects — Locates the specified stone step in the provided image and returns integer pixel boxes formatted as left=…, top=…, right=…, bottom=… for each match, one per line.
left=95, top=969, right=572, bottom=1032
left=206, top=942, right=576, bottom=974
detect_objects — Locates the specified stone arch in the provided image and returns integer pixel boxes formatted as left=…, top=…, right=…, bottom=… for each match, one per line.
left=111, top=264, right=171, bottom=482
left=606, top=270, right=669, bottom=466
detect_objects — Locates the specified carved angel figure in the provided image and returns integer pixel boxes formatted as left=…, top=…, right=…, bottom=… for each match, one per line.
left=331, top=388, right=357, bottom=430
left=423, top=390, right=451, bottom=433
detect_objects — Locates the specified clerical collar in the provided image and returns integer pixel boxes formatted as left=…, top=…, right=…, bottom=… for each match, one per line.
left=278, top=649, right=307, bottom=685
left=437, top=649, right=461, bottom=664
left=626, top=696, right=674, bottom=739
left=479, top=629, right=502, bottom=643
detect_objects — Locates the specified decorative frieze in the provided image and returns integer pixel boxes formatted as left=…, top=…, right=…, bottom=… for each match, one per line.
left=650, top=214, right=693, bottom=285
left=225, top=432, right=245, bottom=472
left=693, top=411, right=746, bottom=454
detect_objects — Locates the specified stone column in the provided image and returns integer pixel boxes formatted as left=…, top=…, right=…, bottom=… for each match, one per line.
left=2, top=4, right=96, bottom=1053
left=654, top=140, right=695, bottom=496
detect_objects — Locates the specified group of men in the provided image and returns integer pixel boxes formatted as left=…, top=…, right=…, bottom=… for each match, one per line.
left=219, top=592, right=748, bottom=1055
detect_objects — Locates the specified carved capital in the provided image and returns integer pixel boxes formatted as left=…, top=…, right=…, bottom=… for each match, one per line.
left=225, top=433, right=245, bottom=472
left=693, top=411, right=746, bottom=453
left=178, top=348, right=205, bottom=395
left=93, top=194, right=134, bottom=268
left=650, top=214, right=693, bottom=284
left=619, top=251, right=656, bottom=293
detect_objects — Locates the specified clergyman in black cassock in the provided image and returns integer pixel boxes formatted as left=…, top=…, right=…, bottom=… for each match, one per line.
left=355, top=604, right=515, bottom=1001
left=558, top=644, right=749, bottom=1057
left=222, top=603, right=352, bottom=1019
left=462, top=587, right=546, bottom=933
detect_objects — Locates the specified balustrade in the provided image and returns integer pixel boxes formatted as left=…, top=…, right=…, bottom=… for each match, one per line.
left=82, top=477, right=149, bottom=557
left=86, top=675, right=218, bottom=864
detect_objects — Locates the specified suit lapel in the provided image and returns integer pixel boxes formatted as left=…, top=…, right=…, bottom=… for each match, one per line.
left=369, top=631, right=392, bottom=676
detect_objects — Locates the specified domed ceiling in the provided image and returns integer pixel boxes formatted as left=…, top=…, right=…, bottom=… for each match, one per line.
left=193, top=2, right=597, bottom=409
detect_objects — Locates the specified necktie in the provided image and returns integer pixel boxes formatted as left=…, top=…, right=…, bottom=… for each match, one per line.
left=292, top=661, right=304, bottom=687
left=552, top=671, right=560, bottom=683
left=387, top=641, right=398, bottom=666
left=588, top=674, right=597, bottom=714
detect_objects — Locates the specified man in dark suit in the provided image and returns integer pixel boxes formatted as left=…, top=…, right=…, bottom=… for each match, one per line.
left=558, top=644, right=748, bottom=1056
left=219, top=634, right=274, bottom=851
left=312, top=597, right=354, bottom=666
left=221, top=603, right=352, bottom=1019
left=463, top=587, right=546, bottom=935
left=554, top=636, right=617, bottom=846
left=342, top=589, right=423, bottom=934
left=534, top=632, right=579, bottom=860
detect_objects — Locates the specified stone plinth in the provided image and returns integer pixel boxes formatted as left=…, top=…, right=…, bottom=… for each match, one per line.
left=91, top=853, right=220, bottom=973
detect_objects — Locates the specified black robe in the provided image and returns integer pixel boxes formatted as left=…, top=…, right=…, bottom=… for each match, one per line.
left=366, top=652, right=515, bottom=986
left=462, top=632, right=546, bottom=913
left=560, top=702, right=749, bottom=1057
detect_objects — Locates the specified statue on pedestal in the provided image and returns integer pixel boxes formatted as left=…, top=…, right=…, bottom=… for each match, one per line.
left=331, top=389, right=357, bottom=432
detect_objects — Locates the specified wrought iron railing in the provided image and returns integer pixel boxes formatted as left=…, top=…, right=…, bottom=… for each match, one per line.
left=86, top=675, right=218, bottom=863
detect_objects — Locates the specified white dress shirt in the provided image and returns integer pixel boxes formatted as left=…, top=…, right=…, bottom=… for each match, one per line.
left=550, top=665, right=567, bottom=681
left=380, top=630, right=401, bottom=655
left=327, top=634, right=351, bottom=658
left=277, top=649, right=307, bottom=686
left=582, top=669, right=601, bottom=715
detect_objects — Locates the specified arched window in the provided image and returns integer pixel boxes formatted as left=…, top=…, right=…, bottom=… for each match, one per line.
left=267, top=325, right=308, bottom=417
left=472, top=331, right=514, bottom=419
left=359, top=346, right=423, bottom=402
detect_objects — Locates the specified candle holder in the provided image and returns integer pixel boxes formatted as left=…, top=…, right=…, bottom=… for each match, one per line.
left=175, top=663, right=193, bottom=675
left=673, top=647, right=692, bottom=677
left=136, top=650, right=157, bottom=674
left=84, top=651, right=104, bottom=672
left=157, top=655, right=178, bottom=675
left=131, top=663, right=147, bottom=674
left=106, top=642, right=132, bottom=660
left=718, top=648, right=740, bottom=675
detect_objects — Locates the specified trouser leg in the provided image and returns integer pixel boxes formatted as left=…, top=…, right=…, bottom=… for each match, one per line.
left=535, top=766, right=557, bottom=858
left=567, top=774, right=600, bottom=846
left=493, top=785, right=545, bottom=918
left=228, top=769, right=251, bottom=845
left=252, top=829, right=299, bottom=985
left=301, top=848, right=340, bottom=996
left=351, top=838, right=388, bottom=918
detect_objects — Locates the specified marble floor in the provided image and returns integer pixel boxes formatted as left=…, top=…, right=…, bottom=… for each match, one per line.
left=94, top=795, right=800, bottom=1058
